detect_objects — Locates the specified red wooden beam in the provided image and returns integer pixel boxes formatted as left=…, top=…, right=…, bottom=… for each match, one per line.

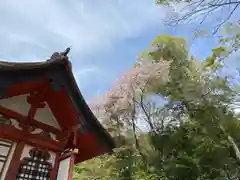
left=57, top=124, right=81, bottom=150
left=68, top=154, right=76, bottom=180
left=57, top=124, right=80, bottom=140
left=0, top=105, right=61, bottom=135
left=5, top=141, right=25, bottom=180
left=4, top=80, right=48, bottom=98
left=0, top=125, right=63, bottom=152
left=26, top=82, right=52, bottom=132
left=50, top=153, right=60, bottom=180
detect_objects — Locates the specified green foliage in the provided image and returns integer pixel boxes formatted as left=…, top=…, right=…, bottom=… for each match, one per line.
left=219, top=23, right=240, bottom=54
left=155, top=0, right=169, bottom=5
left=138, top=35, right=188, bottom=64
left=74, top=35, right=240, bottom=180
left=203, top=46, right=227, bottom=70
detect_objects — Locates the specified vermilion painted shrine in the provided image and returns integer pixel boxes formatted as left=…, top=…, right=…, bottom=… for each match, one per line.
left=0, top=49, right=115, bottom=180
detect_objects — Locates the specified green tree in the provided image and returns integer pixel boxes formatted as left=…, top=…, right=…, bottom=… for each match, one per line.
left=74, top=35, right=240, bottom=180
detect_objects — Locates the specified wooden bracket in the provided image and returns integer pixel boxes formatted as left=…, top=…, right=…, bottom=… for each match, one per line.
left=57, top=124, right=81, bottom=150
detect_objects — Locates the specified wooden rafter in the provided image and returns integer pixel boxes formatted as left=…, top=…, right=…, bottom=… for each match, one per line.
left=0, top=105, right=61, bottom=134
left=0, top=124, right=63, bottom=152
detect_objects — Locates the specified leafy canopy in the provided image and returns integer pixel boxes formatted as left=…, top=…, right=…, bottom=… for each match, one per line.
left=74, top=35, right=240, bottom=180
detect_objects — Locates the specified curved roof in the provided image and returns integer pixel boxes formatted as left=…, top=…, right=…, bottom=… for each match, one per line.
left=0, top=52, right=115, bottom=162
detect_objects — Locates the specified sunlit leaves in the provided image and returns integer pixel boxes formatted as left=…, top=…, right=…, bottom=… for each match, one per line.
left=203, top=46, right=228, bottom=70
left=143, top=35, right=188, bottom=63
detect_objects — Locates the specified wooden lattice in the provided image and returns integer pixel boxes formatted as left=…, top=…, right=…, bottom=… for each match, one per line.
left=16, top=148, right=52, bottom=180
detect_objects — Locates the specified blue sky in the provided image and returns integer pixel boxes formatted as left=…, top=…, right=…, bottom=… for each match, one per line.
left=0, top=0, right=238, bottom=102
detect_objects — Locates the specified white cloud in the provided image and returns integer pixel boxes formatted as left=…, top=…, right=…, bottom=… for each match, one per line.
left=72, top=66, right=100, bottom=85
left=0, top=0, right=167, bottom=99
left=0, top=0, right=165, bottom=62
left=76, top=66, right=99, bottom=75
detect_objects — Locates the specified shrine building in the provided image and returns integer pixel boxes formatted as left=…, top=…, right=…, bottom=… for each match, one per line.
left=0, top=49, right=115, bottom=180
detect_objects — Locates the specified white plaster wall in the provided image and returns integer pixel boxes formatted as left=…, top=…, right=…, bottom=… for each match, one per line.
left=0, top=162, right=3, bottom=175
left=35, top=102, right=61, bottom=130
left=0, top=94, right=30, bottom=116
left=30, top=128, right=58, bottom=142
left=0, top=146, right=10, bottom=157
left=20, top=144, right=32, bottom=160
left=9, top=118, right=22, bottom=130
left=1, top=141, right=16, bottom=180
left=31, top=128, right=43, bottom=135
left=21, top=144, right=56, bottom=165
left=0, top=94, right=62, bottom=130
left=56, top=157, right=71, bottom=180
